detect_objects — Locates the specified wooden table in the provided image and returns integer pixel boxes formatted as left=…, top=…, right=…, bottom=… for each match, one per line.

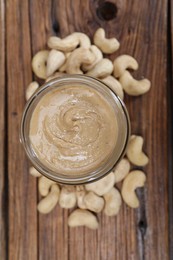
left=0, top=0, right=172, bottom=259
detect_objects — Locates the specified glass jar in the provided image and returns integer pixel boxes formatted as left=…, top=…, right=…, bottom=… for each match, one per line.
left=20, top=75, right=130, bottom=185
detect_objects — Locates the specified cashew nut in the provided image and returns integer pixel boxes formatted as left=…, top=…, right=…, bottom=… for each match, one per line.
left=84, top=191, right=104, bottom=213
left=66, top=47, right=95, bottom=74
left=37, top=184, right=60, bottom=214
left=32, top=50, right=49, bottom=79
left=101, top=75, right=124, bottom=100
left=59, top=62, right=67, bottom=72
left=114, top=158, right=130, bottom=183
left=59, top=52, right=71, bottom=72
left=76, top=185, right=87, bottom=209
left=85, top=172, right=115, bottom=196
left=45, top=72, right=66, bottom=82
left=29, top=166, right=42, bottom=177
left=47, top=32, right=91, bottom=52
left=38, top=176, right=56, bottom=197
left=25, top=81, right=39, bottom=101
left=86, top=58, right=113, bottom=78
left=71, top=33, right=91, bottom=48
left=126, top=135, right=149, bottom=166
left=46, top=49, right=65, bottom=77
left=113, top=55, right=139, bottom=78
left=93, top=28, right=120, bottom=54
left=68, top=209, right=99, bottom=229
left=119, top=71, right=151, bottom=96
left=82, top=45, right=103, bottom=71
left=59, top=186, right=76, bottom=208
left=104, top=187, right=122, bottom=216
left=121, top=170, right=146, bottom=208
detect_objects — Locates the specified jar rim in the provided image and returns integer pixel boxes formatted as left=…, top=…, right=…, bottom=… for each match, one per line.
left=20, top=75, right=130, bottom=185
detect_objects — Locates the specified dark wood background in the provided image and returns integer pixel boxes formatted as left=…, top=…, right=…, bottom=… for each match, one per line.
left=0, top=0, right=172, bottom=259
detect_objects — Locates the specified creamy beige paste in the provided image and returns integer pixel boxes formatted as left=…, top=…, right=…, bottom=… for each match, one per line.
left=29, top=85, right=118, bottom=175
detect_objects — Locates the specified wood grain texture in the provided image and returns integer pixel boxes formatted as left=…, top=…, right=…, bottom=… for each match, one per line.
left=117, top=1, right=169, bottom=259
left=0, top=1, right=6, bottom=259
left=6, top=0, right=38, bottom=259
left=1, top=0, right=171, bottom=259
left=169, top=0, right=173, bottom=257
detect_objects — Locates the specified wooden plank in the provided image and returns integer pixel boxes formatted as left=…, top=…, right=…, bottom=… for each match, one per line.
left=168, top=0, right=173, bottom=258
left=29, top=1, right=69, bottom=259
left=117, top=0, right=169, bottom=259
left=0, top=1, right=6, bottom=259
left=115, top=0, right=169, bottom=259
left=6, top=0, right=38, bottom=259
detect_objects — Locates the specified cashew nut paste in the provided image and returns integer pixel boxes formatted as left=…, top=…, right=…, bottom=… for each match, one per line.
left=29, top=85, right=118, bottom=175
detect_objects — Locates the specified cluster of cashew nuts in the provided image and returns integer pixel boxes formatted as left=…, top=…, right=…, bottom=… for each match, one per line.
left=29, top=135, right=148, bottom=229
left=26, top=28, right=150, bottom=229
left=26, top=27, right=151, bottom=100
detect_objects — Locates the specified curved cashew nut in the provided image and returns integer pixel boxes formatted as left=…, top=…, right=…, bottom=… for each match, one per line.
left=38, top=176, right=56, bottom=196
left=46, top=49, right=65, bottom=77
left=82, top=45, right=103, bottom=71
left=114, top=158, right=130, bottom=183
left=45, top=72, right=66, bottom=82
left=59, top=52, right=71, bottom=72
left=85, top=172, right=115, bottom=196
left=121, top=170, right=146, bottom=208
left=47, top=32, right=91, bottom=52
left=113, top=55, right=139, bottom=78
left=66, top=47, right=95, bottom=74
left=29, top=166, right=42, bottom=177
left=93, top=28, right=120, bottom=54
left=76, top=185, right=87, bottom=209
left=84, top=191, right=104, bottom=213
left=126, top=135, right=149, bottom=166
left=59, top=186, right=76, bottom=208
left=48, top=36, right=78, bottom=52
left=86, top=58, right=113, bottom=78
left=119, top=71, right=151, bottom=96
left=68, top=209, right=99, bottom=229
left=32, top=50, right=49, bottom=79
left=104, top=187, right=122, bottom=216
left=25, top=81, right=39, bottom=101
left=101, top=75, right=124, bottom=100
left=37, top=184, right=60, bottom=214
left=75, top=32, right=91, bottom=48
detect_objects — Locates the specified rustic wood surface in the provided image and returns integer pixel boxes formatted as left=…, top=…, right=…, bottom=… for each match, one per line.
left=0, top=0, right=172, bottom=259
left=169, top=0, right=173, bottom=257
left=0, top=1, right=6, bottom=259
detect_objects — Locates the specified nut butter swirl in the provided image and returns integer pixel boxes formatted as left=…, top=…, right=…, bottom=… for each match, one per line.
left=29, top=85, right=118, bottom=175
